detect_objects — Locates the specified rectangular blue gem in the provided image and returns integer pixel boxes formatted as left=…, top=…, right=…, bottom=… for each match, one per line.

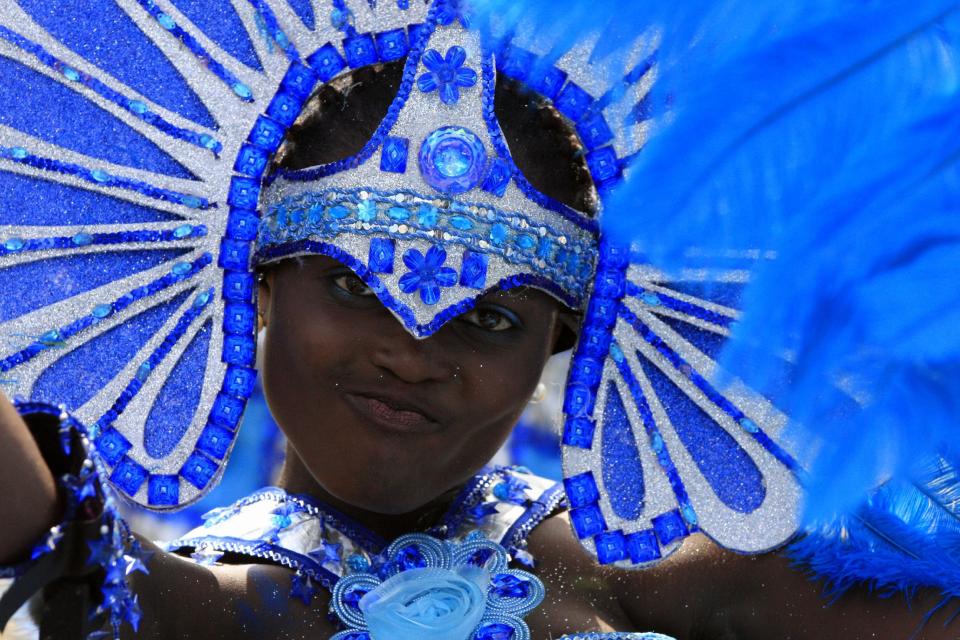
left=577, top=111, right=614, bottom=150
left=563, top=471, right=600, bottom=508
left=147, top=474, right=180, bottom=507
left=380, top=136, right=409, bottom=173
left=211, top=392, right=245, bottom=430
left=217, top=239, right=250, bottom=271
left=481, top=158, right=510, bottom=197
left=498, top=45, right=535, bottom=81
left=307, top=43, right=347, bottom=82
left=626, top=529, right=662, bottom=564
left=562, top=416, right=595, bottom=449
left=180, top=451, right=218, bottom=490
left=343, top=33, right=378, bottom=68
left=368, top=237, right=395, bottom=273
left=197, top=423, right=235, bottom=460
left=233, top=144, right=269, bottom=177
left=227, top=177, right=260, bottom=209
left=248, top=115, right=286, bottom=152
left=223, top=302, right=256, bottom=336
left=570, top=504, right=607, bottom=539
left=222, top=271, right=255, bottom=303
left=222, top=334, right=256, bottom=366
left=586, top=146, right=621, bottom=186
left=652, top=509, right=689, bottom=546
left=95, top=427, right=131, bottom=466
left=375, top=28, right=408, bottom=61
left=458, top=250, right=488, bottom=289
left=280, top=61, right=318, bottom=100
left=528, top=65, right=567, bottom=101
left=594, top=530, right=628, bottom=565
left=109, top=455, right=148, bottom=497
left=555, top=81, right=595, bottom=122
left=226, top=208, right=260, bottom=242
left=223, top=365, right=257, bottom=399
left=266, top=91, right=303, bottom=127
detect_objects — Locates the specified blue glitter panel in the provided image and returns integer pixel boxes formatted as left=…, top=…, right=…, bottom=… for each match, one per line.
left=0, top=57, right=193, bottom=179
left=285, top=0, right=316, bottom=29
left=147, top=474, right=180, bottom=506
left=142, top=320, right=212, bottom=459
left=16, top=0, right=215, bottom=128
left=180, top=450, right=218, bottom=490
left=169, top=0, right=262, bottom=70
left=637, top=357, right=766, bottom=514
left=0, top=171, right=180, bottom=225
left=600, top=382, right=645, bottom=520
left=32, top=290, right=192, bottom=411
left=0, top=249, right=188, bottom=323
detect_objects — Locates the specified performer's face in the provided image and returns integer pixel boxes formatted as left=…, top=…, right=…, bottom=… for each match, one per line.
left=258, top=255, right=565, bottom=514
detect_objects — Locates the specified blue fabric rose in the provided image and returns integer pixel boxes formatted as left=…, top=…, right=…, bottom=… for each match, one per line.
left=360, top=566, right=488, bottom=640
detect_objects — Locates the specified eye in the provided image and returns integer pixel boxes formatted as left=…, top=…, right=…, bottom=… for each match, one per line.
left=460, top=305, right=521, bottom=332
left=332, top=272, right=375, bottom=297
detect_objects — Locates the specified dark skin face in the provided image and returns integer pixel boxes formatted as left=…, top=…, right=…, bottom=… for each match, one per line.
left=257, top=254, right=566, bottom=540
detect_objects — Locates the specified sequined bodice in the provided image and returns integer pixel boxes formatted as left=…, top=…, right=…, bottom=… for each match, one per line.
left=167, top=466, right=565, bottom=592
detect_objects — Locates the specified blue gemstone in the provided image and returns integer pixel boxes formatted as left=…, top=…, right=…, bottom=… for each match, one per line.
left=357, top=200, right=377, bottom=222
left=91, top=303, right=113, bottom=319
left=233, top=83, right=253, bottom=100
left=147, top=475, right=179, bottom=507
left=489, top=223, right=508, bottom=245
left=395, top=545, right=426, bottom=570
left=223, top=302, right=256, bottom=335
left=173, top=224, right=194, bottom=239
left=387, top=206, right=410, bottom=221
left=110, top=456, right=149, bottom=497
left=194, top=290, right=213, bottom=308
left=569, top=504, right=607, bottom=539
left=481, top=157, right=511, bottom=197
left=345, top=554, right=370, bottom=573
left=380, top=135, right=409, bottom=173
left=458, top=250, right=488, bottom=289
left=91, top=170, right=111, bottom=183
left=172, top=262, right=192, bottom=276
left=739, top=417, right=760, bottom=433
left=136, top=362, right=151, bottom=382
left=626, top=529, right=661, bottom=564
left=448, top=215, right=472, bottom=230
left=180, top=195, right=203, bottom=209
left=95, top=427, right=132, bottom=466
left=652, top=510, right=689, bottom=546
left=4, top=238, right=25, bottom=251
left=249, top=116, right=286, bottom=152
left=199, top=134, right=218, bottom=150
left=562, top=416, right=596, bottom=449
left=10, top=147, right=28, bottom=160
left=594, top=530, right=628, bottom=565
left=343, top=33, right=378, bottom=68
left=475, top=622, right=515, bottom=640
left=609, top=342, right=624, bottom=362
left=515, top=234, right=536, bottom=250
left=223, top=334, right=256, bottom=366
left=368, top=238, right=395, bottom=274
left=306, top=43, right=347, bottom=82
left=128, top=100, right=148, bottom=114
left=179, top=451, right=218, bottom=490
left=640, top=292, right=661, bottom=306
left=435, top=146, right=470, bottom=177
left=586, top=146, right=621, bottom=185
left=280, top=61, right=318, bottom=100
left=563, top=471, right=600, bottom=508
left=71, top=232, right=94, bottom=246
left=211, top=393, right=245, bottom=430
left=223, top=272, right=255, bottom=303
left=650, top=432, right=664, bottom=453
left=328, top=205, right=351, bottom=219
left=157, top=13, right=176, bottom=30
left=491, top=573, right=531, bottom=598
left=376, top=28, right=409, bottom=61
left=234, top=144, right=268, bottom=177
left=224, top=365, right=257, bottom=398
left=681, top=504, right=699, bottom=526
left=577, top=110, right=615, bottom=150
left=555, top=81, right=595, bottom=122
left=417, top=204, right=439, bottom=227
left=63, top=67, right=81, bottom=82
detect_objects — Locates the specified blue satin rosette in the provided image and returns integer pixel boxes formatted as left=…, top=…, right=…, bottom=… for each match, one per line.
left=330, top=533, right=544, bottom=640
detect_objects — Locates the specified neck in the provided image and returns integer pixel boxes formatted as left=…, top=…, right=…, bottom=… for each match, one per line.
left=275, top=444, right=463, bottom=542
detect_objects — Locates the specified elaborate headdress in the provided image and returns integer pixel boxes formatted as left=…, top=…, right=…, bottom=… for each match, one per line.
left=0, top=0, right=802, bottom=570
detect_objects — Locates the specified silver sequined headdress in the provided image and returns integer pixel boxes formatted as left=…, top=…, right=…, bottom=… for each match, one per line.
left=0, top=0, right=801, bottom=568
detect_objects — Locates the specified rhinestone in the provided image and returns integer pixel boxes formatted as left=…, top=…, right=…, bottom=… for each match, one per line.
left=233, top=83, right=253, bottom=99
left=739, top=417, right=760, bottom=433
left=173, top=224, right=194, bottom=239
left=72, top=232, right=94, bottom=246
left=128, top=100, right=148, bottom=114
left=10, top=147, right=28, bottom=160
left=91, top=303, right=113, bottom=319
left=172, top=262, right=192, bottom=276
left=157, top=13, right=176, bottom=29
left=91, top=170, right=111, bottom=183
left=4, top=238, right=25, bottom=251
left=63, top=67, right=81, bottom=82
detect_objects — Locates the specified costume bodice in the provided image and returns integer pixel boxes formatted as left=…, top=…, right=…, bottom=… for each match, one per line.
left=166, top=466, right=565, bottom=592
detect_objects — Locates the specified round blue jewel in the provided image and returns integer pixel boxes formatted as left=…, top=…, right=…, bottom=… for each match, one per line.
left=329, top=205, right=351, bottom=220
left=418, top=126, right=487, bottom=194
left=173, top=224, right=194, bottom=239
left=71, top=232, right=93, bottom=246
left=91, top=303, right=113, bottom=319
left=4, top=238, right=25, bottom=251
left=10, top=147, right=28, bottom=160
left=516, top=234, right=536, bottom=250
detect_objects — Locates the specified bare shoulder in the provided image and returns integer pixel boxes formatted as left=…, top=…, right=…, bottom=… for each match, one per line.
left=125, top=539, right=335, bottom=639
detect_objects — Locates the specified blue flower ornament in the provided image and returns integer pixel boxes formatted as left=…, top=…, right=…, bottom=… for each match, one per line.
left=399, top=245, right=459, bottom=305
left=330, top=533, right=545, bottom=640
left=417, top=46, right=478, bottom=105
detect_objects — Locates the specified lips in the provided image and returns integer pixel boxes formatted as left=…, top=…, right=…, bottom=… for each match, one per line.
left=343, top=391, right=442, bottom=434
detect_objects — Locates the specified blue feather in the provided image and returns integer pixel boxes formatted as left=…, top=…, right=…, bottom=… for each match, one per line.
left=476, top=0, right=960, bottom=524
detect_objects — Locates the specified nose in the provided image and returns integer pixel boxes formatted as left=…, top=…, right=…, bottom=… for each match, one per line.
left=369, top=317, right=457, bottom=384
